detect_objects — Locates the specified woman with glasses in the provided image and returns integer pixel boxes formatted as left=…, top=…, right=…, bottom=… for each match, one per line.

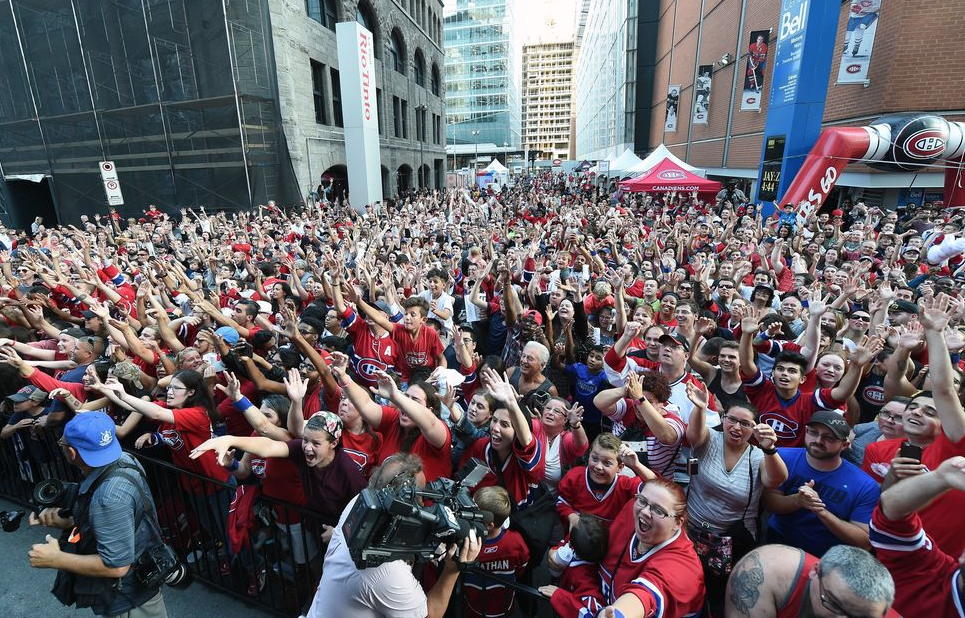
left=595, top=477, right=705, bottom=618
left=683, top=381, right=788, bottom=617
left=844, top=397, right=908, bottom=467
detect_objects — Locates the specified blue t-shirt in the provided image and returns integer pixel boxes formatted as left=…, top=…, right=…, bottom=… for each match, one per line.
left=564, top=363, right=610, bottom=423
left=766, top=447, right=880, bottom=557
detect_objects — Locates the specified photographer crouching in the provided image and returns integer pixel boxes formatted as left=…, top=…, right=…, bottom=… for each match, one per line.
left=308, top=453, right=483, bottom=618
left=27, top=412, right=182, bottom=618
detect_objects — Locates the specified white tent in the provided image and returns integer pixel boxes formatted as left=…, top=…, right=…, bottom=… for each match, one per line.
left=627, top=144, right=706, bottom=177
left=607, top=148, right=644, bottom=174
left=484, top=159, right=508, bottom=174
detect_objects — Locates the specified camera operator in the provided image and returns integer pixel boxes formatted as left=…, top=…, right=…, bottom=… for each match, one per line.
left=27, top=412, right=169, bottom=618
left=307, top=453, right=482, bottom=618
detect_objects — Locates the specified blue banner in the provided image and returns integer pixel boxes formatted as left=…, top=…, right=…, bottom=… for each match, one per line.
left=753, top=0, right=842, bottom=215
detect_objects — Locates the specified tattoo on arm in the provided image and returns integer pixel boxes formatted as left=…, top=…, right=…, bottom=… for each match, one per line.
left=729, top=551, right=765, bottom=617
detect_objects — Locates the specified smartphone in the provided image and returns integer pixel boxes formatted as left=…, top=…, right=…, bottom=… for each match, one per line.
left=686, top=458, right=699, bottom=476
left=899, top=442, right=922, bottom=462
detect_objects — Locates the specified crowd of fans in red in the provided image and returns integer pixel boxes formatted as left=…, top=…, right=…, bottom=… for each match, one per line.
left=1, top=176, right=964, bottom=618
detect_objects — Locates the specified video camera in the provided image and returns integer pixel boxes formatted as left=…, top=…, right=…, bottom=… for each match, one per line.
left=343, top=459, right=492, bottom=569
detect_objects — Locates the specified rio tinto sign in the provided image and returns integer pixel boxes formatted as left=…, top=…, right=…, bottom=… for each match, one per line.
left=336, top=21, right=383, bottom=211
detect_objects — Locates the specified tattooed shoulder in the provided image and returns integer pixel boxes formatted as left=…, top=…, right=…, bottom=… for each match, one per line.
left=727, top=550, right=766, bottom=617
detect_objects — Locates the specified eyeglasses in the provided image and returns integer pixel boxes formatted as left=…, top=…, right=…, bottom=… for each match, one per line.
left=877, top=410, right=903, bottom=422
left=817, top=568, right=881, bottom=618
left=722, top=414, right=755, bottom=429
left=805, top=426, right=844, bottom=442
left=167, top=385, right=188, bottom=392
left=635, top=495, right=673, bottom=520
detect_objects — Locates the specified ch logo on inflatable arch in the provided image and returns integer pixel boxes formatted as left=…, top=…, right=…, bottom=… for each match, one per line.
left=904, top=130, right=946, bottom=159
left=658, top=170, right=687, bottom=180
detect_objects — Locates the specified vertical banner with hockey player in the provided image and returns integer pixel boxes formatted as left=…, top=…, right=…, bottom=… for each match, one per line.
left=836, top=0, right=882, bottom=83
left=692, top=65, right=713, bottom=125
left=665, top=85, right=680, bottom=132
left=740, top=30, right=770, bottom=111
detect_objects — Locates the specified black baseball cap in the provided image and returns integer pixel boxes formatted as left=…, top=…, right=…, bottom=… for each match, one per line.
left=658, top=333, right=690, bottom=352
left=888, top=300, right=918, bottom=314
left=806, top=411, right=850, bottom=440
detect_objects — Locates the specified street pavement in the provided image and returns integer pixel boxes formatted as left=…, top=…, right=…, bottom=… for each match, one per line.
left=0, top=497, right=276, bottom=618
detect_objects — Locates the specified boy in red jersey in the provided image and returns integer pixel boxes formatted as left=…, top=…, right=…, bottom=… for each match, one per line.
left=353, top=294, right=445, bottom=383
left=539, top=514, right=608, bottom=618
left=462, top=486, right=529, bottom=618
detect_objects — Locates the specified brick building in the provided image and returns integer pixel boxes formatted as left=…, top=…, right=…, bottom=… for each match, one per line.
left=650, top=0, right=965, bottom=209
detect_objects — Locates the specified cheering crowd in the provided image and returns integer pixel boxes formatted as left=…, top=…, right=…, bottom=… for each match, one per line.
left=1, top=176, right=964, bottom=618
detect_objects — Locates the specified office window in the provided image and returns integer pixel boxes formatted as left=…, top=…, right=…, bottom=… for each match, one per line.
left=414, top=50, right=426, bottom=87
left=401, top=99, right=409, bottom=139
left=307, top=0, right=337, bottom=30
left=376, top=88, right=384, bottom=135
left=330, top=68, right=343, bottom=127
left=389, top=30, right=406, bottom=74
left=393, top=96, right=401, bottom=137
left=311, top=60, right=327, bottom=124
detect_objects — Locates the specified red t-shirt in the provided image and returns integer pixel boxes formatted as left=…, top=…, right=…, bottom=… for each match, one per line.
left=556, top=466, right=643, bottom=525
left=389, top=324, right=444, bottom=382
left=341, top=430, right=382, bottom=477
left=159, top=406, right=230, bottom=494
left=862, top=430, right=965, bottom=557
left=375, top=405, right=452, bottom=482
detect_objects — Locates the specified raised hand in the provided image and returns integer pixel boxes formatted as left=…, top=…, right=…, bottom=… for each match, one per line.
left=480, top=366, right=517, bottom=404
left=850, top=335, right=884, bottom=366
left=685, top=380, right=709, bottom=409
left=740, top=306, right=761, bottom=334
left=918, top=293, right=955, bottom=332
left=752, top=423, right=778, bottom=450
left=895, top=322, right=924, bottom=349
left=284, top=368, right=309, bottom=402
left=214, top=371, right=242, bottom=402
left=372, top=369, right=401, bottom=401
left=567, top=403, right=584, bottom=428
left=696, top=316, right=717, bottom=337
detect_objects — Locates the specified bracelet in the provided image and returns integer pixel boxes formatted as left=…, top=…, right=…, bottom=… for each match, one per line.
left=226, top=459, right=240, bottom=472
left=232, top=396, right=254, bottom=411
left=761, top=446, right=778, bottom=455
left=571, top=423, right=582, bottom=430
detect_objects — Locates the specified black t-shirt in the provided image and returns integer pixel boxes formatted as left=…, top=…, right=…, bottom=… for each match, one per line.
left=285, top=442, right=365, bottom=527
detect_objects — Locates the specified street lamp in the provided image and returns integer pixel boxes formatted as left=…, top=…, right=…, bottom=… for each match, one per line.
left=416, top=104, right=427, bottom=188
left=471, top=130, right=480, bottom=174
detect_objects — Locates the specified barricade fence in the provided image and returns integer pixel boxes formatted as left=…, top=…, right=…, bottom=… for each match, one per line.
left=0, top=421, right=551, bottom=617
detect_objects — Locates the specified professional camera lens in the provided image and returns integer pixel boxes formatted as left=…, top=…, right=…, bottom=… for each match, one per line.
left=33, top=479, right=66, bottom=506
left=163, top=561, right=193, bottom=589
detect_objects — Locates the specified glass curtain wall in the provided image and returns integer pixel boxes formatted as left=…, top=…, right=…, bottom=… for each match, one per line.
left=0, top=0, right=297, bottom=224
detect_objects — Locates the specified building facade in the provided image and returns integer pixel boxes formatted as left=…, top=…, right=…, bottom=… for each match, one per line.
left=0, top=0, right=445, bottom=228
left=443, top=0, right=522, bottom=150
left=521, top=41, right=573, bottom=161
left=649, top=0, right=965, bottom=209
left=572, top=0, right=658, bottom=161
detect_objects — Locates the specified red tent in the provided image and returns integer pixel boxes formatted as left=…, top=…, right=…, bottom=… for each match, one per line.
left=618, top=158, right=722, bottom=194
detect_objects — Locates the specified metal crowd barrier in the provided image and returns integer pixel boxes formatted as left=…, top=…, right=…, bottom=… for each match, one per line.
left=0, top=421, right=553, bottom=617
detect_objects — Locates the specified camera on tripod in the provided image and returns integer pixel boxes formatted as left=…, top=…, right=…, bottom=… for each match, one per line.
left=343, top=458, right=492, bottom=569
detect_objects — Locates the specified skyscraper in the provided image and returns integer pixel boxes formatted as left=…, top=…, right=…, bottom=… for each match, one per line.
left=443, top=0, right=521, bottom=149
left=522, top=41, right=573, bottom=161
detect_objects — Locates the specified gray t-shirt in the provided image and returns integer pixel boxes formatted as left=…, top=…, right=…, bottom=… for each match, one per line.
left=686, top=431, right=765, bottom=536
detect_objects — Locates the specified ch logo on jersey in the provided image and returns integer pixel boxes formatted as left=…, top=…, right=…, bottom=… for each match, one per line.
left=343, top=448, right=370, bottom=473
left=250, top=458, right=266, bottom=477
left=761, top=412, right=799, bottom=440
left=405, top=351, right=429, bottom=366
left=862, top=385, right=884, bottom=404
left=354, top=358, right=389, bottom=380
left=159, top=429, right=185, bottom=451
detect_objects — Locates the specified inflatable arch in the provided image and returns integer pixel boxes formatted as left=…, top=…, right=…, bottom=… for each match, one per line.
left=780, top=113, right=965, bottom=211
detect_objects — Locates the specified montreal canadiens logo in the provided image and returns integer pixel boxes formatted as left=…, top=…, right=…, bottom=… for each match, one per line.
left=846, top=64, right=861, bottom=74
left=761, top=412, right=799, bottom=440
left=903, top=129, right=946, bottom=159
left=355, top=358, right=389, bottom=378
left=746, top=96, right=757, bottom=104
left=862, top=385, right=884, bottom=404
left=658, top=170, right=687, bottom=180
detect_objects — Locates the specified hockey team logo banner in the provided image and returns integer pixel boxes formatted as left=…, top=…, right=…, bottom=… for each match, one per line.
left=665, top=85, right=680, bottom=133
left=692, top=65, right=713, bottom=125
left=741, top=30, right=770, bottom=111
left=836, top=0, right=882, bottom=83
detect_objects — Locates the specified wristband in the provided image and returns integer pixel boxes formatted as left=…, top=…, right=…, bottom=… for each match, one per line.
left=232, top=396, right=254, bottom=411
left=760, top=446, right=778, bottom=455
left=151, top=432, right=162, bottom=446
left=226, top=459, right=240, bottom=472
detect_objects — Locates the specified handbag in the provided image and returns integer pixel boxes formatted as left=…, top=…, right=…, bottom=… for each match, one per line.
left=688, top=449, right=756, bottom=578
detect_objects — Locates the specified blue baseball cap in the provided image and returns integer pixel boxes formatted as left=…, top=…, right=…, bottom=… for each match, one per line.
left=63, top=412, right=122, bottom=467
left=215, top=326, right=241, bottom=345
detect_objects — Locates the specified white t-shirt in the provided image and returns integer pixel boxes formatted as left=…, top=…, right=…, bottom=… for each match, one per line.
left=309, top=496, right=428, bottom=618
left=420, top=290, right=455, bottom=336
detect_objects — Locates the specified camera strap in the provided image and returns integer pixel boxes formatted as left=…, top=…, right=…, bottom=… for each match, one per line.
left=108, top=465, right=166, bottom=549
